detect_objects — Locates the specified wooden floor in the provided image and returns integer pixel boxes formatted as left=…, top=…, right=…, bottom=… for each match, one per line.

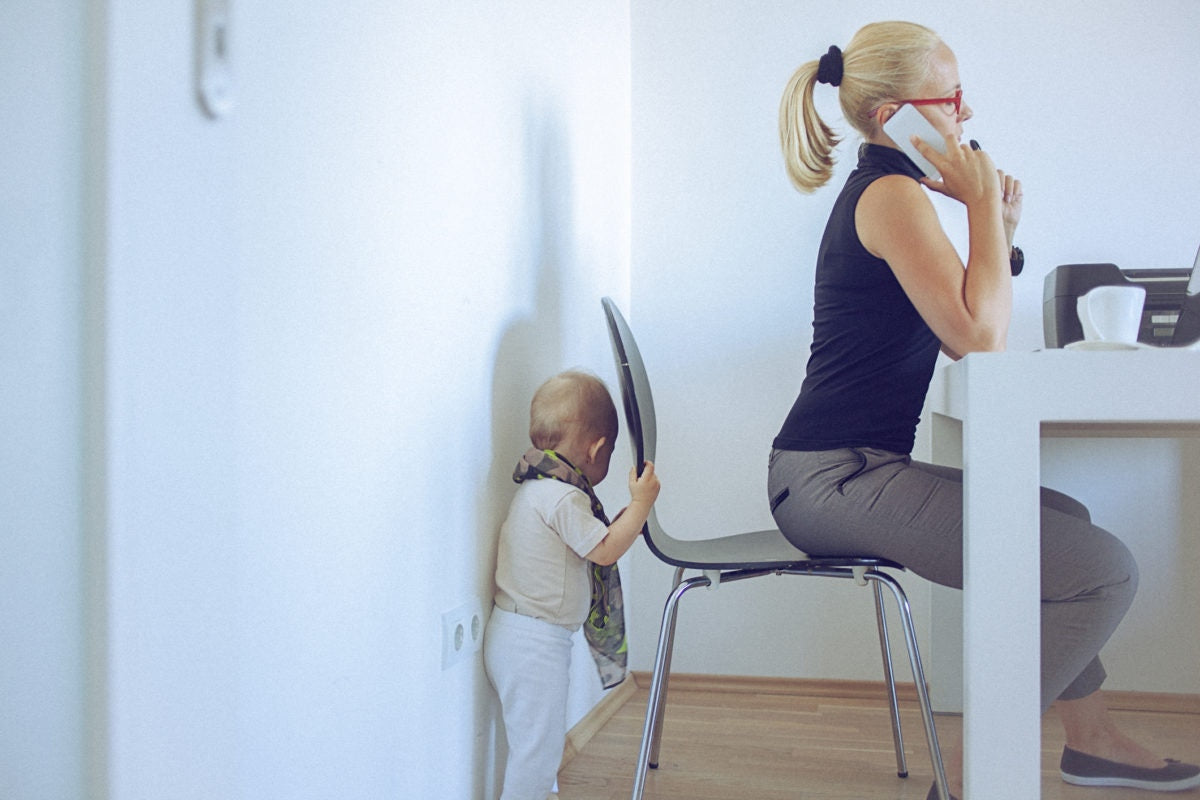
left=556, top=677, right=1200, bottom=800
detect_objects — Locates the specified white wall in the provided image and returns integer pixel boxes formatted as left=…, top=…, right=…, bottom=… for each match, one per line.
left=3, top=2, right=631, bottom=799
left=628, top=0, right=1200, bottom=691
left=1, top=4, right=88, bottom=799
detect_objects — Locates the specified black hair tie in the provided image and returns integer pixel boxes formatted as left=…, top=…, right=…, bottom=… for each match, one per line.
left=817, top=45, right=843, bottom=87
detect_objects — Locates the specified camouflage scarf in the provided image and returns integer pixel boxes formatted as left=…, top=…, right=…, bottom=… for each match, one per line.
left=513, top=448, right=627, bottom=689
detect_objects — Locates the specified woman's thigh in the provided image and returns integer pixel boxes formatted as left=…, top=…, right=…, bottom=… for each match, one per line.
left=768, top=447, right=1110, bottom=592
left=769, top=447, right=966, bottom=586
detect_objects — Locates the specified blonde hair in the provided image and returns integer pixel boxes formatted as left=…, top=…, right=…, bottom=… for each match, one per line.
left=780, top=21, right=943, bottom=193
left=529, top=370, right=618, bottom=451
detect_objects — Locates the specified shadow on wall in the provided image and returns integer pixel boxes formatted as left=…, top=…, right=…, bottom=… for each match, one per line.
left=487, top=100, right=572, bottom=522
left=476, top=98, right=576, bottom=798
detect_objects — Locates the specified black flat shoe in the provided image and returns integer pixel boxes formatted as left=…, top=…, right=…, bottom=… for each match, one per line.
left=1061, top=746, right=1200, bottom=791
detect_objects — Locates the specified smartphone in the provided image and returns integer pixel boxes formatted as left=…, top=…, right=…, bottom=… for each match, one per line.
left=884, top=103, right=947, bottom=178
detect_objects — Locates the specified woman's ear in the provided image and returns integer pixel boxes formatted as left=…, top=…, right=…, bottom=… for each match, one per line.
left=875, top=102, right=901, bottom=129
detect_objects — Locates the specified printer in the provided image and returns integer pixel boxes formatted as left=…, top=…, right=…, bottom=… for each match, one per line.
left=1043, top=260, right=1200, bottom=348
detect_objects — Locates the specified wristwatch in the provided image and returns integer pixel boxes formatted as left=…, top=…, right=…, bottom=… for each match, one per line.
left=1010, top=245, right=1024, bottom=276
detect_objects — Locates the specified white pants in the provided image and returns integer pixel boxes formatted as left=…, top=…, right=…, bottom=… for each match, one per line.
left=484, top=606, right=574, bottom=800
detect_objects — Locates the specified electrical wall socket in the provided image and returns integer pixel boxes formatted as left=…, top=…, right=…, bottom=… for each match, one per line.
left=441, top=601, right=484, bottom=670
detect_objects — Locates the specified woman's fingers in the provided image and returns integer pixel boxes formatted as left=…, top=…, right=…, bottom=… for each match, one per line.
left=911, top=133, right=1000, bottom=205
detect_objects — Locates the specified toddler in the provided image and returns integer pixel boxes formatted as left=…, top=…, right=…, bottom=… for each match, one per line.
left=484, top=370, right=660, bottom=800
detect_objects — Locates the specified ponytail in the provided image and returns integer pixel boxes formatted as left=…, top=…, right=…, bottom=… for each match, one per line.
left=779, top=61, right=840, bottom=193
left=779, top=22, right=943, bottom=194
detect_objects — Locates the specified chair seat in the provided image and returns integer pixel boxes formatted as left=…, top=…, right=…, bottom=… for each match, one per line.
left=646, top=525, right=906, bottom=572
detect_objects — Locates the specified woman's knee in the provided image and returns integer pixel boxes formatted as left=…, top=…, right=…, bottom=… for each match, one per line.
left=1090, top=529, right=1139, bottom=607
left=1111, top=533, right=1139, bottom=598
left=1090, top=525, right=1139, bottom=589
left=1042, top=519, right=1139, bottom=604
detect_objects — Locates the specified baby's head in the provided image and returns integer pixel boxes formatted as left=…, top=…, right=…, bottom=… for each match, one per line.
left=530, top=370, right=619, bottom=484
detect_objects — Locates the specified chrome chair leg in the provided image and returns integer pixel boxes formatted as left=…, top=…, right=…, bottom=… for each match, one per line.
left=632, top=574, right=711, bottom=800
left=866, top=571, right=950, bottom=800
left=873, top=579, right=909, bottom=778
left=648, top=566, right=687, bottom=767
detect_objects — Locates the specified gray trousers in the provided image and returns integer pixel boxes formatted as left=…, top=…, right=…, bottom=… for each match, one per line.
left=767, top=446, right=1139, bottom=712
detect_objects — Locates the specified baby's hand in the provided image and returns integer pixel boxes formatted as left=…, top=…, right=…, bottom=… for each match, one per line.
left=628, top=460, right=661, bottom=506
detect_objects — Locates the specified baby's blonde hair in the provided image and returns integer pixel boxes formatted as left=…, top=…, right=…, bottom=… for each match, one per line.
left=529, top=370, right=619, bottom=451
left=780, top=21, right=943, bottom=193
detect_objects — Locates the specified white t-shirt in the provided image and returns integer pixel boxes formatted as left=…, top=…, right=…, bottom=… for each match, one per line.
left=493, top=479, right=609, bottom=630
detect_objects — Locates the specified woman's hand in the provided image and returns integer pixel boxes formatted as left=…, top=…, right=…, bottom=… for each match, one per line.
left=913, top=134, right=1002, bottom=209
left=998, top=170, right=1023, bottom=244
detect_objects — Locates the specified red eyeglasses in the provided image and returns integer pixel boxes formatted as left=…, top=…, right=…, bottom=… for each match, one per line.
left=899, top=87, right=963, bottom=117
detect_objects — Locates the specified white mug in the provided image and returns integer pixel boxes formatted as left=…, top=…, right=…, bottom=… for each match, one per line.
left=1076, top=285, right=1146, bottom=343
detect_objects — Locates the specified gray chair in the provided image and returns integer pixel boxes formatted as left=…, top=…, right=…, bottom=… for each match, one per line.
left=600, top=297, right=949, bottom=800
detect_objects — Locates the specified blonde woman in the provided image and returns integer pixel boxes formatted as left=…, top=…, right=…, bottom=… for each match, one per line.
left=768, top=21, right=1200, bottom=800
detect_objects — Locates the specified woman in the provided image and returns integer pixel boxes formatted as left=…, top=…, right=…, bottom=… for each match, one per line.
left=768, top=21, right=1200, bottom=800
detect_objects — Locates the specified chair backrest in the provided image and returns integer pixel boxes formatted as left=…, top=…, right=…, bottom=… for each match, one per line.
left=602, top=297, right=817, bottom=570
left=601, top=297, right=657, bottom=472
left=603, top=297, right=691, bottom=563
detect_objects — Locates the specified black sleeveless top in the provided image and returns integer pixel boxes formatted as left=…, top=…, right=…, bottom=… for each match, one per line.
left=774, top=144, right=941, bottom=455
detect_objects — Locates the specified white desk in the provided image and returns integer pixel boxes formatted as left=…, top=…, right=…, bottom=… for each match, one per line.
left=927, top=349, right=1200, bottom=800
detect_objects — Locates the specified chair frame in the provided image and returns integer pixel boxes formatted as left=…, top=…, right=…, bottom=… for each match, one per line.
left=600, top=297, right=949, bottom=800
